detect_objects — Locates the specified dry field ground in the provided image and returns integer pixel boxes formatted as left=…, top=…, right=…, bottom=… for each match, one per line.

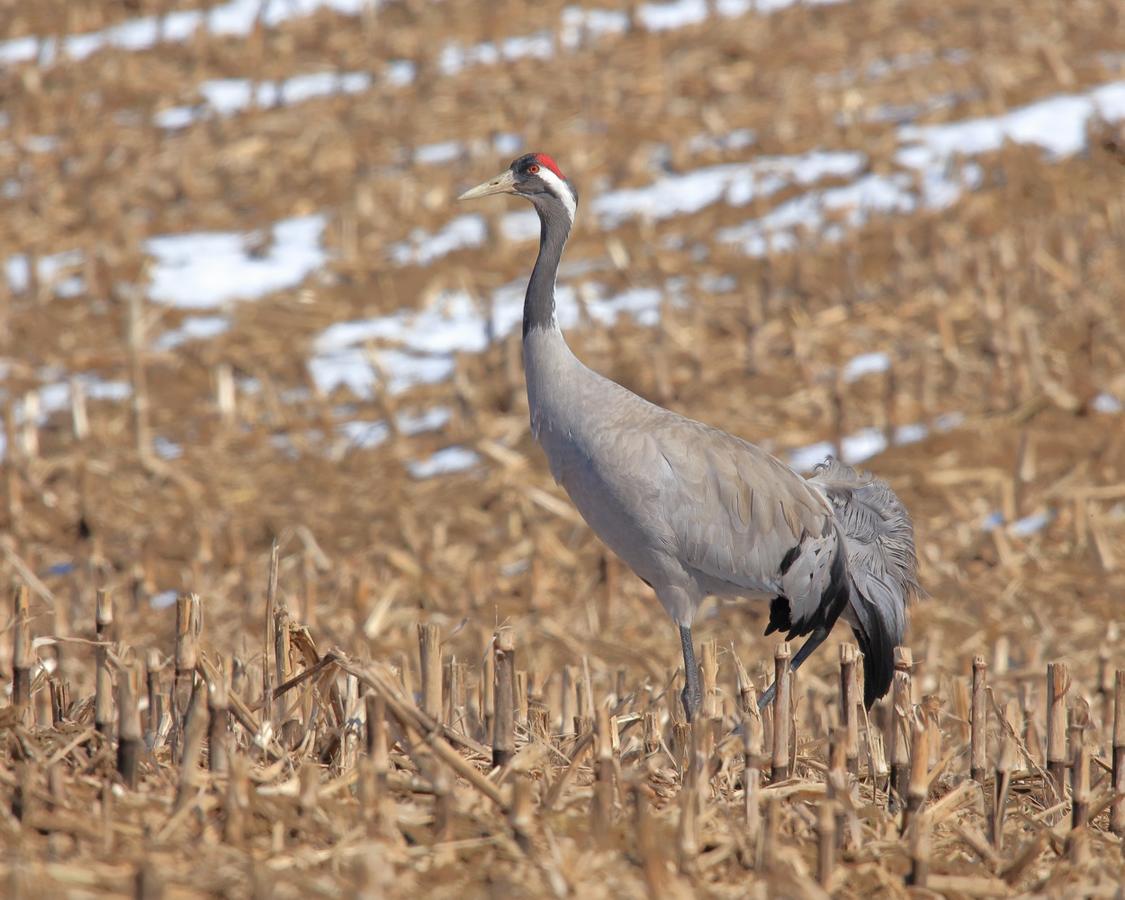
left=1, top=0, right=1124, bottom=896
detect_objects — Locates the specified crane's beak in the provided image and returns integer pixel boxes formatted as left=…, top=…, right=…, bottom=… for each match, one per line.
left=458, top=169, right=516, bottom=200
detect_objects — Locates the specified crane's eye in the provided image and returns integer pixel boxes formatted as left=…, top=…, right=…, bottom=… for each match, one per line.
left=528, top=164, right=540, bottom=174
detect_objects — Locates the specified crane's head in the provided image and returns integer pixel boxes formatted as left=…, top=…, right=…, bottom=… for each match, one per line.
left=458, top=153, right=577, bottom=227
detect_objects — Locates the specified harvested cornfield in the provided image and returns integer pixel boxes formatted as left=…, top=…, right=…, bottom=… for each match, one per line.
left=1, top=0, right=1124, bottom=895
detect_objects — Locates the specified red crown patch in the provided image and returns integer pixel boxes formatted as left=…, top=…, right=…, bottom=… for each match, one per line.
left=534, top=153, right=566, bottom=180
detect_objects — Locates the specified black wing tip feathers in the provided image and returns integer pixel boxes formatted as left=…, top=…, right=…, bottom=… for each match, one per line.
left=764, top=595, right=791, bottom=636
left=764, top=541, right=851, bottom=642
left=849, top=596, right=897, bottom=708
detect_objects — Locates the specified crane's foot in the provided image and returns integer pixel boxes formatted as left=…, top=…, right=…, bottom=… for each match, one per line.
left=681, top=682, right=703, bottom=722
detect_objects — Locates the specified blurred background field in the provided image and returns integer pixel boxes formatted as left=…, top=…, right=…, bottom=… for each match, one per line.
left=1, top=0, right=1124, bottom=896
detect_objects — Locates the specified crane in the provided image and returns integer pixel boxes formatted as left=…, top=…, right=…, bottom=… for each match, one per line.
left=460, top=153, right=920, bottom=719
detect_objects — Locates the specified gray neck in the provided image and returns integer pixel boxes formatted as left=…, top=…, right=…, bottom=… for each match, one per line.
left=523, top=200, right=571, bottom=338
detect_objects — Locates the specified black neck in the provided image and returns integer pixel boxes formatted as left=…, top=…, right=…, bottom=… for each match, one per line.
left=522, top=200, right=571, bottom=338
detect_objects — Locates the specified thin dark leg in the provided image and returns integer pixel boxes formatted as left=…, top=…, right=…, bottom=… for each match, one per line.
left=680, top=625, right=703, bottom=721
left=757, top=626, right=831, bottom=710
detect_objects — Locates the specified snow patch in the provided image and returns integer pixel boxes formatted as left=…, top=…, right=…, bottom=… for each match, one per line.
left=146, top=214, right=326, bottom=308
left=0, top=0, right=387, bottom=68
left=408, top=446, right=480, bottom=479
left=389, top=215, right=487, bottom=266
left=308, top=281, right=676, bottom=398
left=594, top=150, right=866, bottom=226
left=156, top=71, right=372, bottom=129
left=842, top=352, right=891, bottom=382
left=154, top=316, right=230, bottom=351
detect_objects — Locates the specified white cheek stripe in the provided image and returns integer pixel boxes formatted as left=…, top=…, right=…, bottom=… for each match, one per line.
left=537, top=167, right=577, bottom=225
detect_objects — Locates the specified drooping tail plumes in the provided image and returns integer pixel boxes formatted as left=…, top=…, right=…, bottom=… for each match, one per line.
left=810, top=458, right=921, bottom=708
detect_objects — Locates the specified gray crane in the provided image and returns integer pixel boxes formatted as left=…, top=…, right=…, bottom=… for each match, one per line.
left=460, top=153, right=920, bottom=719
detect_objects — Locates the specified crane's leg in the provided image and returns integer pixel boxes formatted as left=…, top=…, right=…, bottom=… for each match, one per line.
left=679, top=625, right=703, bottom=721
left=756, top=626, right=830, bottom=710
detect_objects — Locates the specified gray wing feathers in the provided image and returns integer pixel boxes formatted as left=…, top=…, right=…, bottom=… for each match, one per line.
left=652, top=419, right=839, bottom=624
left=809, top=457, right=919, bottom=623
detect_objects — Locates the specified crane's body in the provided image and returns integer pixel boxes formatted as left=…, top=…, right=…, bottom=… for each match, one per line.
left=461, top=153, right=919, bottom=717
left=528, top=330, right=836, bottom=622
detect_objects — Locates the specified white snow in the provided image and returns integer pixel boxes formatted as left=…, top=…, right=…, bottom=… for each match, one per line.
left=594, top=150, right=866, bottom=226
left=0, top=0, right=385, bottom=68
left=154, top=316, right=230, bottom=351
left=439, top=32, right=554, bottom=76
left=0, top=36, right=38, bottom=67
left=336, top=406, right=451, bottom=451
left=896, top=81, right=1125, bottom=169
left=560, top=7, right=629, bottom=47
left=785, top=408, right=969, bottom=473
left=278, top=70, right=371, bottom=104
left=153, top=436, right=184, bottom=460
left=308, top=281, right=676, bottom=398
left=309, top=348, right=454, bottom=399
left=637, top=0, right=709, bottom=31
left=640, top=0, right=846, bottom=30
left=153, top=107, right=197, bottom=131
left=840, top=427, right=888, bottom=464
left=407, top=446, right=480, bottom=479
left=842, top=351, right=891, bottom=382
left=742, top=0, right=846, bottom=12
left=389, top=215, right=487, bottom=266
left=150, top=590, right=179, bottom=609
left=0, top=375, right=131, bottom=460
left=982, top=508, right=1055, bottom=536
left=414, top=141, right=464, bottom=165
left=337, top=419, right=390, bottom=449
left=156, top=71, right=372, bottom=129
left=399, top=406, right=452, bottom=434
left=5, top=250, right=85, bottom=298
left=788, top=427, right=890, bottom=471
left=716, top=81, right=1125, bottom=260
left=1093, top=392, right=1122, bottom=414
left=146, top=214, right=326, bottom=308
left=33, top=376, right=131, bottom=420
left=716, top=172, right=918, bottom=255
left=893, top=423, right=929, bottom=445
left=386, top=60, right=417, bottom=87
left=1010, top=509, right=1053, bottom=537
